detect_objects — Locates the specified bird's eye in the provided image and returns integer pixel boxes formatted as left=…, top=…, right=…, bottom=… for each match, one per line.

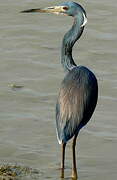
left=63, top=6, right=69, bottom=11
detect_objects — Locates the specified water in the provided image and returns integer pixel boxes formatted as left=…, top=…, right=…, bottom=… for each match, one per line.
left=0, top=0, right=117, bottom=179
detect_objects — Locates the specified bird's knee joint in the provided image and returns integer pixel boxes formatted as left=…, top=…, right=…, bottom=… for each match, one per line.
left=72, top=142, right=76, bottom=148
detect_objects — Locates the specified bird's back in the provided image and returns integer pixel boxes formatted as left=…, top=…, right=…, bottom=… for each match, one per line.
left=56, top=66, right=98, bottom=144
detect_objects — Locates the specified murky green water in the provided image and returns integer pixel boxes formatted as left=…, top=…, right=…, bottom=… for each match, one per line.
left=0, top=0, right=117, bottom=179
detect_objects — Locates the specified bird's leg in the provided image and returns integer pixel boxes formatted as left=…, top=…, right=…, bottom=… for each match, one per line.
left=72, top=134, right=78, bottom=180
left=61, top=142, right=66, bottom=178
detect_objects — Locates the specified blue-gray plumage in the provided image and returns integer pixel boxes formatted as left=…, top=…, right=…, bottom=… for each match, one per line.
left=56, top=66, right=98, bottom=144
left=22, top=2, right=98, bottom=179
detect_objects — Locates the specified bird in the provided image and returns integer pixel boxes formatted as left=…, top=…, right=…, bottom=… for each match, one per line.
left=21, top=2, right=98, bottom=179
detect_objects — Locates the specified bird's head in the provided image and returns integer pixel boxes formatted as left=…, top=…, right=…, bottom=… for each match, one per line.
left=21, top=1, right=87, bottom=27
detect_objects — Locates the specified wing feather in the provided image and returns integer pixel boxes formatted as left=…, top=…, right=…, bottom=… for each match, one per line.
left=56, top=66, right=98, bottom=144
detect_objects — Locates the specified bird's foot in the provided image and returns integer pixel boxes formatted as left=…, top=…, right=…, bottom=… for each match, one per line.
left=72, top=170, right=78, bottom=180
left=60, top=168, right=64, bottom=179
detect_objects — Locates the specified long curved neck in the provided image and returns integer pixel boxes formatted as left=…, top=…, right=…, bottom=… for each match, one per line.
left=61, top=15, right=84, bottom=72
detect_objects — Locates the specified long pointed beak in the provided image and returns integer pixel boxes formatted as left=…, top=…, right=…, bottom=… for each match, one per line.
left=21, top=6, right=67, bottom=15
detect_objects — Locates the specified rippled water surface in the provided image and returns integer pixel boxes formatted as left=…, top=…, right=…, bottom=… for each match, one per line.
left=0, top=0, right=117, bottom=179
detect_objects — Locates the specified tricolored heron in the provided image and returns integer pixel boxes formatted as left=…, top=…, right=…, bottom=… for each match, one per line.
left=21, top=2, right=98, bottom=179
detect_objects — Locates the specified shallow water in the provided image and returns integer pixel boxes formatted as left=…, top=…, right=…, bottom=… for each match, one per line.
left=0, top=0, right=117, bottom=179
